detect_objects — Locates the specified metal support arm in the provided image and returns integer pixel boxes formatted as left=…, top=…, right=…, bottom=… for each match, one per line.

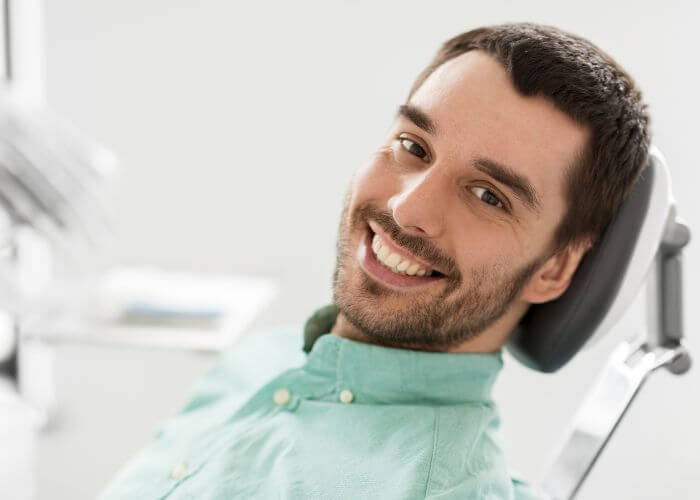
left=538, top=209, right=691, bottom=500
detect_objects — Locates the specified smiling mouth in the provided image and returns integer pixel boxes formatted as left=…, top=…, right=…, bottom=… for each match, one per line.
left=370, top=230, right=443, bottom=277
left=358, top=223, right=446, bottom=289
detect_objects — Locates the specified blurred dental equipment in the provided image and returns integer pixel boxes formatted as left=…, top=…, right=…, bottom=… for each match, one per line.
left=0, top=73, right=117, bottom=500
left=0, top=92, right=117, bottom=411
left=0, top=0, right=117, bottom=390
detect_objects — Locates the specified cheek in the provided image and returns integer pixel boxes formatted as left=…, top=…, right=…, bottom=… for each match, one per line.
left=450, top=223, right=513, bottom=273
left=352, top=148, right=399, bottom=204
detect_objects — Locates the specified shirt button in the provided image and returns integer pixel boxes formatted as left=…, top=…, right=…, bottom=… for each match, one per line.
left=273, top=388, right=291, bottom=406
left=170, top=462, right=186, bottom=480
left=339, top=389, right=354, bottom=404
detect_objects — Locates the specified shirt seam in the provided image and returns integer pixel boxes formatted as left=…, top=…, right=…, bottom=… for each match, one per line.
left=465, top=404, right=488, bottom=476
left=423, top=407, right=440, bottom=499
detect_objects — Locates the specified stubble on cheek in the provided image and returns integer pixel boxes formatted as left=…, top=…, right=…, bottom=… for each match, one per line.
left=331, top=205, right=546, bottom=350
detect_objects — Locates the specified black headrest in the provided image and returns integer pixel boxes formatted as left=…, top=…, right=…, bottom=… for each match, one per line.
left=506, top=160, right=655, bottom=372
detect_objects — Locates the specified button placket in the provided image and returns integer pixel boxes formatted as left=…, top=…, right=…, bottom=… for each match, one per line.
left=336, top=342, right=356, bottom=405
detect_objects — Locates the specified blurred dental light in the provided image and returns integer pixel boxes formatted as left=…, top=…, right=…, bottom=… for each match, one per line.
left=0, top=92, right=117, bottom=319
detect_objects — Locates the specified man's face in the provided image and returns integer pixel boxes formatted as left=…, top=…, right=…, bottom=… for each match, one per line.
left=333, top=50, right=589, bottom=351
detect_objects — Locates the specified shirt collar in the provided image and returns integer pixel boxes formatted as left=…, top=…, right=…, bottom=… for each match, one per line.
left=301, top=306, right=503, bottom=405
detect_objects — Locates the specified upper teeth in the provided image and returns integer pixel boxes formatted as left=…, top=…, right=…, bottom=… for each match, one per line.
left=371, top=233, right=431, bottom=276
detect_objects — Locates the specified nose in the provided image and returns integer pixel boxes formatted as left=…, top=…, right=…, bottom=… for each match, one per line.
left=387, top=169, right=446, bottom=238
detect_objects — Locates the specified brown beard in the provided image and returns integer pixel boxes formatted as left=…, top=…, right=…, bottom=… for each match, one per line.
left=332, top=193, right=549, bottom=351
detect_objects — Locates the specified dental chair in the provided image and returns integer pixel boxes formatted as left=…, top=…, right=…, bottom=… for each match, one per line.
left=507, top=146, right=691, bottom=499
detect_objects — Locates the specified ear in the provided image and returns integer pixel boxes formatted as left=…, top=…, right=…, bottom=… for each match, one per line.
left=521, top=237, right=594, bottom=305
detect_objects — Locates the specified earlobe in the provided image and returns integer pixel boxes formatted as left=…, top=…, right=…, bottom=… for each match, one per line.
left=521, top=258, right=569, bottom=305
left=521, top=239, right=593, bottom=305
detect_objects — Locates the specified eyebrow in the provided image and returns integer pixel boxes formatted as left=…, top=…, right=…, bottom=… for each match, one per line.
left=396, top=103, right=542, bottom=215
left=471, top=157, right=542, bottom=215
left=397, top=104, right=437, bottom=135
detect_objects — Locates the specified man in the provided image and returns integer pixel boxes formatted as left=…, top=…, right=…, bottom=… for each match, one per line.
left=99, top=22, right=650, bottom=499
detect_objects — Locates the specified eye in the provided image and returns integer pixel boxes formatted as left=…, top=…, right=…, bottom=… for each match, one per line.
left=398, top=136, right=430, bottom=162
left=470, top=186, right=507, bottom=211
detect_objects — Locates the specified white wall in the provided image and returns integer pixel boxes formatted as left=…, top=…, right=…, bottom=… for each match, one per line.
left=42, top=1, right=700, bottom=499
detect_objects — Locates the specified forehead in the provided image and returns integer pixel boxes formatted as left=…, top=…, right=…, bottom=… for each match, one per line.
left=408, top=50, right=590, bottom=214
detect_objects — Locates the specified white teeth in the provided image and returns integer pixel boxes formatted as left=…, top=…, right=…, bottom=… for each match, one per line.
left=406, top=263, right=420, bottom=276
left=385, top=252, right=401, bottom=267
left=370, top=231, right=433, bottom=277
left=396, top=260, right=410, bottom=272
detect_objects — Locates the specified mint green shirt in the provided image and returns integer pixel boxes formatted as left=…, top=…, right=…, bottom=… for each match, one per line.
left=98, top=315, right=538, bottom=499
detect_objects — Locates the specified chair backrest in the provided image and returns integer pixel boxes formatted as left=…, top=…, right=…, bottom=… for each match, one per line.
left=507, top=147, right=674, bottom=372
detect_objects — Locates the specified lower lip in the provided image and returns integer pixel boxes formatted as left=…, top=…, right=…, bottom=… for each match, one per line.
left=357, top=226, right=444, bottom=290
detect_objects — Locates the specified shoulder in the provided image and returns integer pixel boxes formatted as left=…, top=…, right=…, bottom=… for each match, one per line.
left=178, top=325, right=305, bottom=414
left=425, top=404, right=516, bottom=500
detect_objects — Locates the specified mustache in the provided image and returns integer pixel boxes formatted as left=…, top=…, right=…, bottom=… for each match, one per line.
left=352, top=203, right=459, bottom=279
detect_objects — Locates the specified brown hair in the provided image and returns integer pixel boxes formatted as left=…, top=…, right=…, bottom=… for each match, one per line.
left=407, top=22, right=651, bottom=255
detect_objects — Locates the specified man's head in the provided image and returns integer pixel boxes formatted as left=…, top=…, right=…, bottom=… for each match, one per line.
left=332, top=23, right=651, bottom=352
